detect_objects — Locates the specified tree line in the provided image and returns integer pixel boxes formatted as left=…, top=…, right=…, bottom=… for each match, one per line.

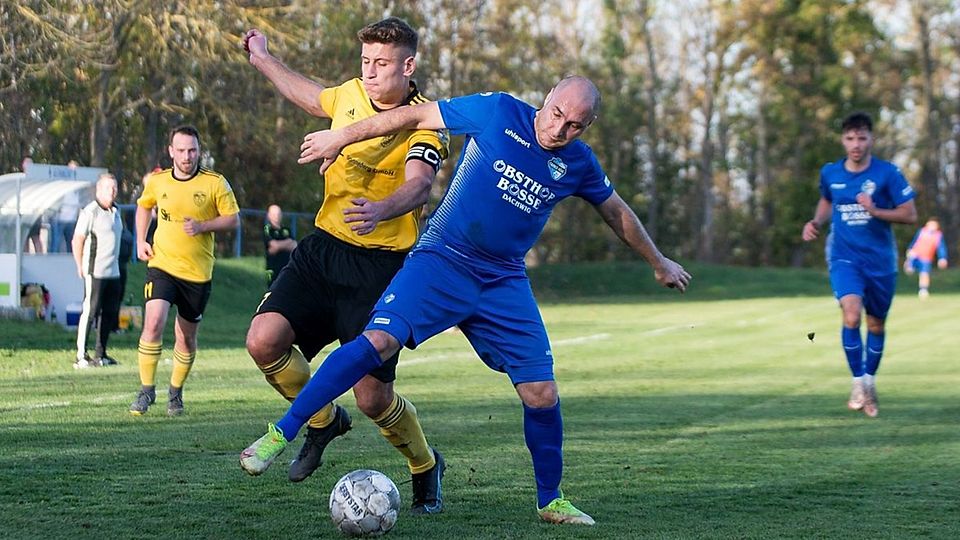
left=3, top=0, right=958, bottom=266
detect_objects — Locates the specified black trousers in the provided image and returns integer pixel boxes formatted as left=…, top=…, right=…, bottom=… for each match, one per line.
left=76, top=276, right=122, bottom=359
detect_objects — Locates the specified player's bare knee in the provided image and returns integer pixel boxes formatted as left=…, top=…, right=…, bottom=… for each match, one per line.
left=516, top=381, right=559, bottom=409
left=866, top=317, right=885, bottom=334
left=842, top=313, right=861, bottom=328
left=353, top=379, right=394, bottom=418
left=246, top=314, right=293, bottom=365
left=245, top=332, right=283, bottom=366
left=362, top=330, right=401, bottom=360
left=139, top=329, right=162, bottom=343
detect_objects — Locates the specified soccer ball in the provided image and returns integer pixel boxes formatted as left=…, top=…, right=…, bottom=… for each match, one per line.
left=329, top=469, right=401, bottom=537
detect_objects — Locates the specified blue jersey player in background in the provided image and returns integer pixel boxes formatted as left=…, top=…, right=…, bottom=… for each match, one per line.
left=801, top=112, right=916, bottom=418
left=241, top=76, right=691, bottom=525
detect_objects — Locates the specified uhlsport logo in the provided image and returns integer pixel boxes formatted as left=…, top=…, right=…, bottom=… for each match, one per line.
left=503, top=128, right=531, bottom=148
left=492, top=159, right=556, bottom=213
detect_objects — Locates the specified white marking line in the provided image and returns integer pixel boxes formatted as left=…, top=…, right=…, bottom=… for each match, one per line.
left=9, top=401, right=72, bottom=411
left=400, top=332, right=615, bottom=368
left=3, top=392, right=151, bottom=414
left=554, top=333, right=611, bottom=345
left=737, top=299, right=834, bottom=325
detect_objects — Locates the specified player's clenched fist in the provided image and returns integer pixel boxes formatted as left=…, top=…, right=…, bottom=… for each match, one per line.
left=242, top=29, right=268, bottom=61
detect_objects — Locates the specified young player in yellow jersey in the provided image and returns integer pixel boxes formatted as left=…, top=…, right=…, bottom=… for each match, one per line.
left=241, top=18, right=449, bottom=514
left=129, top=125, right=240, bottom=417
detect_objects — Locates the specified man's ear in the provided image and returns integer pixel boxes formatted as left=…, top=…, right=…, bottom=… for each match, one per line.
left=403, top=56, right=416, bottom=77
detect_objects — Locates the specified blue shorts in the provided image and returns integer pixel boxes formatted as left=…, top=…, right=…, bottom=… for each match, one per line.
left=829, top=261, right=897, bottom=320
left=365, top=249, right=554, bottom=385
left=910, top=258, right=934, bottom=274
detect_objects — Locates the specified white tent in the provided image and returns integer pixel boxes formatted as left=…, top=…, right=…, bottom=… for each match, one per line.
left=0, top=163, right=107, bottom=316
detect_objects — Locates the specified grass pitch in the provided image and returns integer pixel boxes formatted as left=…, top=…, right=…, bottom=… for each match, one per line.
left=1, top=259, right=957, bottom=539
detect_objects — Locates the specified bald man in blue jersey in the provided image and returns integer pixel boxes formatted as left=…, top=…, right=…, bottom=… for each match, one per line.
left=240, top=76, right=691, bottom=525
left=802, top=112, right=916, bottom=418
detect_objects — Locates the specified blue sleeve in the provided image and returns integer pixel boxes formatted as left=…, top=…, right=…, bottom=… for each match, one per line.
left=818, top=166, right=832, bottom=201
left=576, top=151, right=615, bottom=206
left=437, top=92, right=505, bottom=137
left=888, top=166, right=915, bottom=206
left=938, top=238, right=948, bottom=261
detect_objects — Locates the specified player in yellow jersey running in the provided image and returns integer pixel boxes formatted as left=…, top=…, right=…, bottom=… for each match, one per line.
left=241, top=18, right=449, bottom=514
left=129, top=125, right=240, bottom=417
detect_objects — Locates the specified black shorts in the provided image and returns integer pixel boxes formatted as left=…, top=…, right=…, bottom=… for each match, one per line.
left=256, top=229, right=407, bottom=382
left=144, top=267, right=212, bottom=323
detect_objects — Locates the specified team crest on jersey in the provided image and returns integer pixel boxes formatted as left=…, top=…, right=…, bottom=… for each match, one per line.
left=860, top=179, right=876, bottom=196
left=193, top=191, right=207, bottom=207
left=547, top=157, right=567, bottom=181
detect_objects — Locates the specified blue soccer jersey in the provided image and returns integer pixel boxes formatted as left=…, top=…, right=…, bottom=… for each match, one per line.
left=423, top=92, right=614, bottom=272
left=820, top=157, right=914, bottom=276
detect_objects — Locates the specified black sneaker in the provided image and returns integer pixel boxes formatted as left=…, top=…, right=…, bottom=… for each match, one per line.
left=288, top=405, right=352, bottom=482
left=411, top=448, right=446, bottom=514
left=97, top=356, right=119, bottom=366
left=129, top=386, right=156, bottom=416
left=167, top=386, right=184, bottom=417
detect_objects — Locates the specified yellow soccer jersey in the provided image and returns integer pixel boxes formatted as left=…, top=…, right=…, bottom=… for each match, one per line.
left=137, top=167, right=240, bottom=282
left=317, top=78, right=448, bottom=251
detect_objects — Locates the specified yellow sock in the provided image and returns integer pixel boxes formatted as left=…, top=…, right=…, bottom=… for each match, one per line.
left=260, top=347, right=309, bottom=401
left=170, top=349, right=196, bottom=388
left=137, top=340, right=161, bottom=387
left=259, top=347, right=334, bottom=429
left=307, top=403, right=336, bottom=429
left=374, top=394, right=435, bottom=474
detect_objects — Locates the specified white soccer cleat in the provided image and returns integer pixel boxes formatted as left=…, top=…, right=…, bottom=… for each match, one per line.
left=240, top=424, right=288, bottom=475
left=847, top=379, right=866, bottom=411
left=862, top=383, right=879, bottom=418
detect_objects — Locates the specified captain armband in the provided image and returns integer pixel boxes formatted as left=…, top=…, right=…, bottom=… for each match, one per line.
left=406, top=142, right=443, bottom=173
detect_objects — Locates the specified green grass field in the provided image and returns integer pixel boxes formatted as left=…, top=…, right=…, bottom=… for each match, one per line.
left=2, top=259, right=958, bottom=539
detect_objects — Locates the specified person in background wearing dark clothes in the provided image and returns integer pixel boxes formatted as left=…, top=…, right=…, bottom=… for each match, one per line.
left=263, top=204, right=297, bottom=287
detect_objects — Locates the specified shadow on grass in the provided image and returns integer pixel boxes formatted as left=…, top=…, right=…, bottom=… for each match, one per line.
left=2, top=391, right=958, bottom=539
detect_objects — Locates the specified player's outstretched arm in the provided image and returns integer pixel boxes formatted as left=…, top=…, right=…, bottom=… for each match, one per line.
left=243, top=29, right=328, bottom=118
left=594, top=191, right=691, bottom=292
left=299, top=102, right=444, bottom=173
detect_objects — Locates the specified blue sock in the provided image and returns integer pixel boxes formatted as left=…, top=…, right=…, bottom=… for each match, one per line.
left=865, top=331, right=885, bottom=375
left=523, top=401, right=563, bottom=508
left=275, top=335, right=382, bottom=442
left=841, top=326, right=864, bottom=377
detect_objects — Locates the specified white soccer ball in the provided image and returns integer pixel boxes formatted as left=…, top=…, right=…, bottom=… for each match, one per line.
left=329, top=469, right=401, bottom=537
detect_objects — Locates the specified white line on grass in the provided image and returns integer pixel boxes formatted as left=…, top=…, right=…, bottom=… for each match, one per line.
left=399, top=332, right=614, bottom=368
left=6, top=400, right=72, bottom=411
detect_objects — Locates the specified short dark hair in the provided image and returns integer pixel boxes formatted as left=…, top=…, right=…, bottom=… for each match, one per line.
left=357, top=17, right=418, bottom=55
left=841, top=112, right=873, bottom=133
left=169, top=124, right=201, bottom=146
